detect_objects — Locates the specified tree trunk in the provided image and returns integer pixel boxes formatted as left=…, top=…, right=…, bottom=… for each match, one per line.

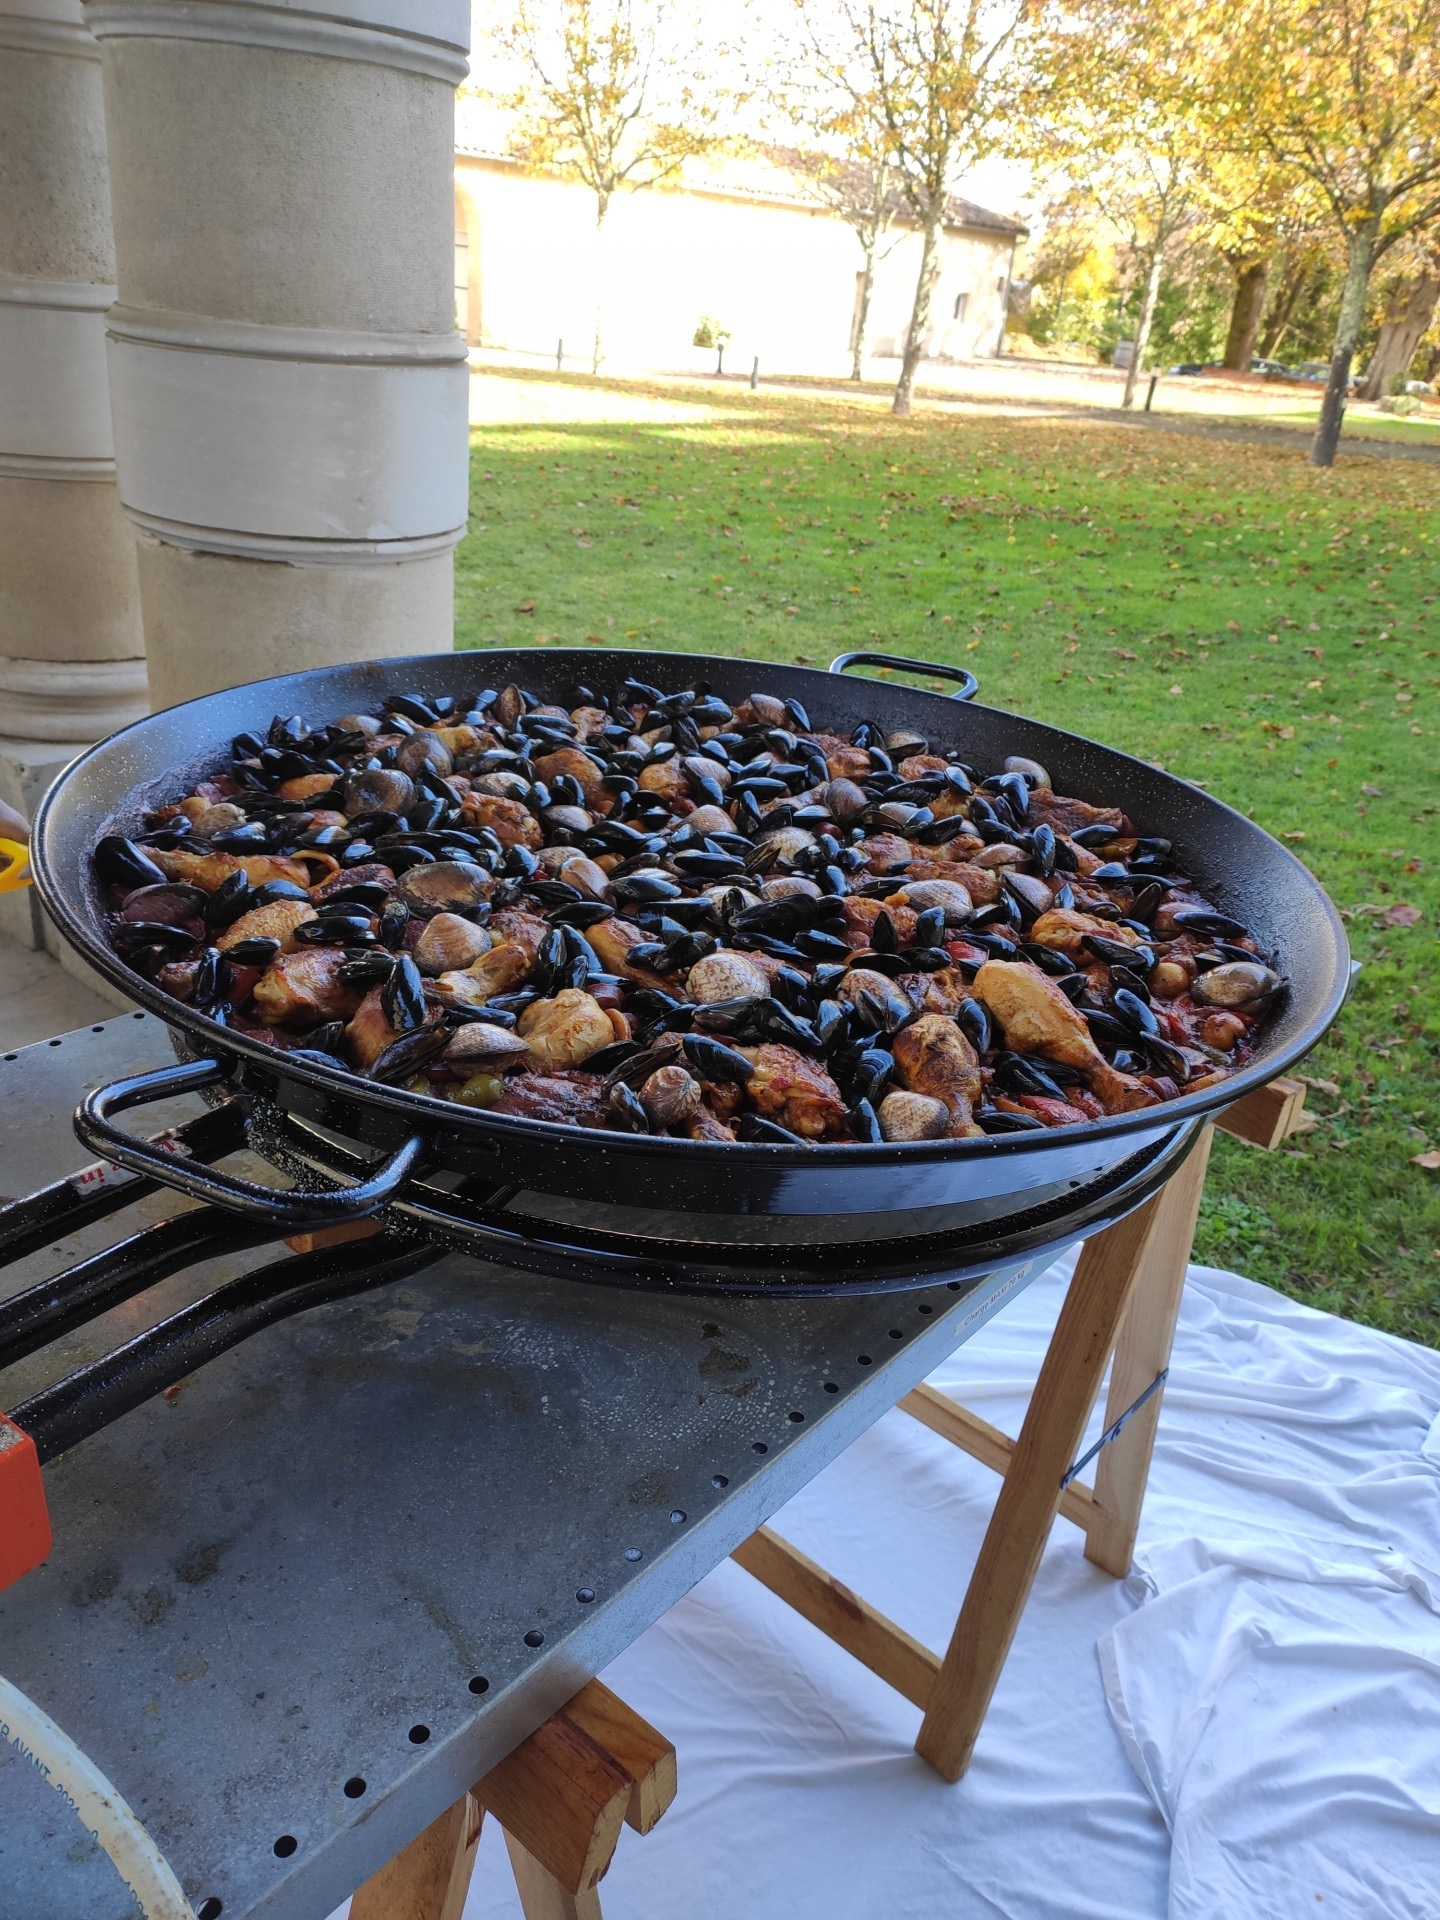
left=1223, top=256, right=1271, bottom=370
left=591, top=198, right=609, bottom=376
left=1311, top=222, right=1379, bottom=468
left=1358, top=269, right=1440, bottom=400
left=1122, top=242, right=1166, bottom=408
left=852, top=239, right=876, bottom=381
left=1257, top=254, right=1312, bottom=359
left=892, top=212, right=943, bottom=417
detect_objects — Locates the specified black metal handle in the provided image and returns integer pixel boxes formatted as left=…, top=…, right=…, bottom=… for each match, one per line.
left=829, top=650, right=979, bottom=701
left=75, top=1058, right=425, bottom=1226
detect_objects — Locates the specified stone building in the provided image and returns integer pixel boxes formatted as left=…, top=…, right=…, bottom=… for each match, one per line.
left=453, top=126, right=1026, bottom=377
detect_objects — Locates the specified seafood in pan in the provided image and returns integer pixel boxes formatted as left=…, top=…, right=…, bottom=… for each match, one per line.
left=92, top=676, right=1282, bottom=1145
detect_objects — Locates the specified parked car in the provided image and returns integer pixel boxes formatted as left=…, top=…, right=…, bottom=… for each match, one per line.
left=1249, top=356, right=1291, bottom=376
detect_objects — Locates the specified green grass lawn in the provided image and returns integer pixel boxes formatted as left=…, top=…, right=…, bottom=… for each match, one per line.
left=455, top=369, right=1440, bottom=1344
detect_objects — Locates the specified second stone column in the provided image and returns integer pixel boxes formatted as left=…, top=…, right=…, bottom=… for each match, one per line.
left=87, top=0, right=471, bottom=709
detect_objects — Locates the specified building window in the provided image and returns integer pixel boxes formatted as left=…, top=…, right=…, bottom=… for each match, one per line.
left=952, top=292, right=968, bottom=322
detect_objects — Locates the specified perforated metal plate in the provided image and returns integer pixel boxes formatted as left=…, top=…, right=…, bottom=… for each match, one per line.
left=0, top=1016, right=1048, bottom=1920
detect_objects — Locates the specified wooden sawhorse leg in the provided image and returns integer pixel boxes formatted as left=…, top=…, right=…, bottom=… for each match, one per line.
left=349, top=1679, right=675, bottom=1920
left=732, top=1079, right=1307, bottom=1782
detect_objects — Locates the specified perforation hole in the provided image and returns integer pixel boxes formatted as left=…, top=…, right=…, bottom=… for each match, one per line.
left=711, top=1473, right=729, bottom=1488
left=273, top=1836, right=297, bottom=1859
left=624, top=1546, right=642, bottom=1562
left=669, top=1509, right=686, bottom=1524
left=523, top=1629, right=545, bottom=1648
left=752, top=1440, right=768, bottom=1454
left=788, top=1410, right=804, bottom=1423
left=823, top=1381, right=839, bottom=1394
left=343, top=1777, right=366, bottom=1799
left=198, top=1900, right=223, bottom=1919
left=408, top=1725, right=430, bottom=1745
left=856, top=1354, right=872, bottom=1367
left=888, top=1328, right=903, bottom=1340
left=468, top=1675, right=489, bottom=1695
left=916, top=1303, right=934, bottom=1316
left=576, top=1587, right=595, bottom=1603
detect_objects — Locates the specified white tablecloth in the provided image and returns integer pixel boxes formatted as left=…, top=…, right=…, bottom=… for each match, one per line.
left=426, top=1254, right=1440, bottom=1920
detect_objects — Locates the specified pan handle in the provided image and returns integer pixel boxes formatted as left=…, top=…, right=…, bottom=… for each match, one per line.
left=75, top=1057, right=425, bottom=1226
left=829, top=650, right=979, bottom=702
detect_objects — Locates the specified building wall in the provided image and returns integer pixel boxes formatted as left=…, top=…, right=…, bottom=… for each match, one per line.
left=453, top=156, right=1014, bottom=374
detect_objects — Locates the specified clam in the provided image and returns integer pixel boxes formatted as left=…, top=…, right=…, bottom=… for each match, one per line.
left=747, top=826, right=817, bottom=872
left=1003, top=754, right=1050, bottom=789
left=838, top=967, right=914, bottom=1032
left=1192, top=960, right=1280, bottom=1009
left=885, top=729, right=929, bottom=756
left=682, top=754, right=730, bottom=790
left=398, top=860, right=493, bottom=917
left=878, top=1090, right=951, bottom=1141
left=414, top=911, right=493, bottom=975
left=442, top=1022, right=531, bottom=1066
left=760, top=876, right=821, bottom=902
left=396, top=731, right=454, bottom=777
left=474, top=770, right=532, bottom=801
left=821, top=778, right=869, bottom=824
left=745, top=693, right=788, bottom=726
left=892, top=878, right=972, bottom=924
left=638, top=1064, right=704, bottom=1128
left=344, top=767, right=415, bottom=816
left=683, top=805, right=736, bottom=837
left=687, top=951, right=772, bottom=1003
left=190, top=802, right=248, bottom=838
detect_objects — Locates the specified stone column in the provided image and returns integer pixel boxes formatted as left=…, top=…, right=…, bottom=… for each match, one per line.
left=87, top=0, right=471, bottom=711
left=0, top=0, right=147, bottom=946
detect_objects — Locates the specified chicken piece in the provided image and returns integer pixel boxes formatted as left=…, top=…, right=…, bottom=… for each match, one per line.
left=839, top=896, right=919, bottom=952
left=1025, top=790, right=1132, bottom=840
left=517, top=989, right=614, bottom=1067
left=532, top=746, right=612, bottom=813
left=585, top=915, right=680, bottom=989
left=432, top=941, right=533, bottom=1008
left=1027, top=907, right=1145, bottom=956
left=856, top=833, right=914, bottom=875
left=896, top=754, right=948, bottom=780
left=310, top=863, right=396, bottom=904
left=252, top=949, right=363, bottom=1029
left=457, top=791, right=543, bottom=849
left=891, top=1014, right=984, bottom=1137
left=345, top=984, right=401, bottom=1068
left=816, top=737, right=873, bottom=781
left=993, top=1093, right=1093, bottom=1129
left=155, top=958, right=199, bottom=1001
left=637, top=758, right=688, bottom=805
left=569, top=705, right=611, bottom=742
left=686, top=1104, right=737, bottom=1143
left=736, top=1044, right=849, bottom=1140
left=216, top=900, right=315, bottom=952
left=490, top=1070, right=611, bottom=1128
left=275, top=772, right=338, bottom=803
left=898, top=966, right=971, bottom=1017
left=488, top=907, right=550, bottom=965
left=972, top=961, right=1158, bottom=1114
left=151, top=848, right=312, bottom=893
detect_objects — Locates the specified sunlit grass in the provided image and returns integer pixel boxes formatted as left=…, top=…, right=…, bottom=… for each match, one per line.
left=456, top=371, right=1440, bottom=1343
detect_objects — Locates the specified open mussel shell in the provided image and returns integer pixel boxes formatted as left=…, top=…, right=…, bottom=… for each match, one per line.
left=368, top=1021, right=452, bottom=1083
left=1191, top=960, right=1281, bottom=1009
left=117, top=882, right=207, bottom=930
left=95, top=835, right=168, bottom=891
left=344, top=768, right=416, bottom=816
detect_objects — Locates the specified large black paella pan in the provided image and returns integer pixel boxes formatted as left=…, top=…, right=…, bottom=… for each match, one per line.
left=32, top=649, right=1350, bottom=1233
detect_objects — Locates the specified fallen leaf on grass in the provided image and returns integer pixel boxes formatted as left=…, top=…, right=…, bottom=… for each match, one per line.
left=1412, top=1150, right=1440, bottom=1171
left=1381, top=903, right=1422, bottom=928
left=515, top=599, right=536, bottom=614
left=1280, top=829, right=1307, bottom=842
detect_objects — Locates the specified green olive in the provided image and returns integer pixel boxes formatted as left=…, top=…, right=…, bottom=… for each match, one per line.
left=448, top=1071, right=506, bottom=1109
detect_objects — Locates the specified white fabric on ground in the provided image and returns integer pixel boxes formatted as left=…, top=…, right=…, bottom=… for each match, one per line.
left=447, top=1254, right=1440, bottom=1920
